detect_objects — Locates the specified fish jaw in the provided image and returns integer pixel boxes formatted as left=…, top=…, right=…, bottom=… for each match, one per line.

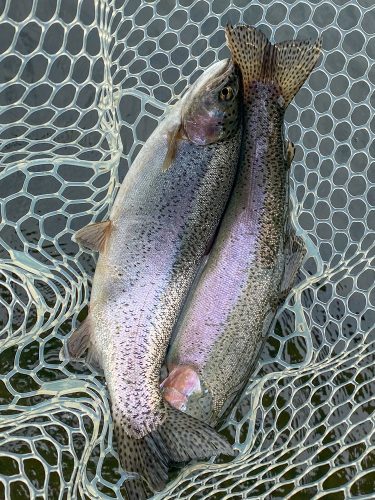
left=161, top=365, right=201, bottom=411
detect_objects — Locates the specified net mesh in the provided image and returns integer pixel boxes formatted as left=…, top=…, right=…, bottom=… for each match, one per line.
left=0, top=0, right=374, bottom=498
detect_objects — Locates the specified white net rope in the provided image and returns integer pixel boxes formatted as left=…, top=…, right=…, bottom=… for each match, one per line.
left=0, top=0, right=374, bottom=498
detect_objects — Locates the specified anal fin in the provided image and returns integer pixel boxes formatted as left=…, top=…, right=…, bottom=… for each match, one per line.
left=74, top=220, right=111, bottom=252
left=67, top=318, right=91, bottom=358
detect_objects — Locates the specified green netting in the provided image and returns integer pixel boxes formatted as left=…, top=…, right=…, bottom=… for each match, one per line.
left=0, top=0, right=374, bottom=498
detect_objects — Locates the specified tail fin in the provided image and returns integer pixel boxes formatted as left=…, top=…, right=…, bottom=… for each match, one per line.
left=225, top=24, right=321, bottom=106
left=115, top=405, right=234, bottom=499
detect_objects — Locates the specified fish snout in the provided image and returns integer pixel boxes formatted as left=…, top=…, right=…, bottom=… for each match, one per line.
left=161, top=365, right=201, bottom=411
left=163, top=386, right=188, bottom=411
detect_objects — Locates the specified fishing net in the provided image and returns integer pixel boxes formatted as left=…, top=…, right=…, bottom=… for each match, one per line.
left=0, top=0, right=374, bottom=498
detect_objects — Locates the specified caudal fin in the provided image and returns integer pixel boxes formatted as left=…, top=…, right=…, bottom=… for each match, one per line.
left=115, top=405, right=234, bottom=499
left=225, top=24, right=321, bottom=106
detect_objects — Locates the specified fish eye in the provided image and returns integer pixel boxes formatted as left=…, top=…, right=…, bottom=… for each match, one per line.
left=219, top=86, right=234, bottom=101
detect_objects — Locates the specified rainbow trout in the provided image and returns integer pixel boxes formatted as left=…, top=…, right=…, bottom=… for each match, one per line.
left=163, top=25, right=321, bottom=425
left=67, top=59, right=242, bottom=497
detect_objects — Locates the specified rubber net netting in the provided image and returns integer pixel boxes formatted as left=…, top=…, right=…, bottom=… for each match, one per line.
left=0, top=0, right=374, bottom=498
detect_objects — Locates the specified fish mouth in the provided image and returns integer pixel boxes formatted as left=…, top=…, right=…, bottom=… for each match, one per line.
left=161, top=364, right=202, bottom=411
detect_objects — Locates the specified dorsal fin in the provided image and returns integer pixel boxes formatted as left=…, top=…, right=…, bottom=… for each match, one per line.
left=74, top=220, right=111, bottom=252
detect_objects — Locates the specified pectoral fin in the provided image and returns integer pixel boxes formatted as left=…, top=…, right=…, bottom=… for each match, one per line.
left=162, top=124, right=183, bottom=171
left=74, top=220, right=111, bottom=252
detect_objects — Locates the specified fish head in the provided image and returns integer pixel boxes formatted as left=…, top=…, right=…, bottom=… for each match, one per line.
left=182, top=59, right=241, bottom=145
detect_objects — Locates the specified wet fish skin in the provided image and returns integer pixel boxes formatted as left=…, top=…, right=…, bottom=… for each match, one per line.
left=68, top=59, right=242, bottom=496
left=164, top=25, right=321, bottom=424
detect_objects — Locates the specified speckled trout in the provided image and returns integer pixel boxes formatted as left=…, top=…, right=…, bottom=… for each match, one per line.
left=163, top=25, right=321, bottom=425
left=67, top=59, right=242, bottom=497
